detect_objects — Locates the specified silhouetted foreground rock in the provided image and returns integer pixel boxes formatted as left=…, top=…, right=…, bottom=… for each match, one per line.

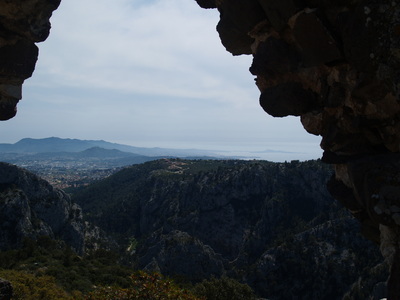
left=0, top=0, right=399, bottom=297
left=0, top=278, right=12, bottom=300
left=196, top=0, right=400, bottom=298
left=0, top=0, right=60, bottom=120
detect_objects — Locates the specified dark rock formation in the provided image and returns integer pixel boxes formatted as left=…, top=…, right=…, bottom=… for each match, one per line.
left=0, top=278, right=12, bottom=300
left=0, top=0, right=61, bottom=120
left=0, top=162, right=85, bottom=254
left=0, top=0, right=398, bottom=296
left=139, top=230, right=225, bottom=281
left=72, top=159, right=385, bottom=298
left=196, top=0, right=400, bottom=298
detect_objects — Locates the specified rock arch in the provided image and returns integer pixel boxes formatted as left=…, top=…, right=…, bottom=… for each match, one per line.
left=2, top=0, right=400, bottom=298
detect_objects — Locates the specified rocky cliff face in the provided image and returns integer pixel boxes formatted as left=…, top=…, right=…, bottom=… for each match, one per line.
left=196, top=0, right=400, bottom=297
left=72, top=159, right=385, bottom=298
left=0, top=0, right=398, bottom=296
left=0, top=0, right=60, bottom=120
left=0, top=162, right=85, bottom=254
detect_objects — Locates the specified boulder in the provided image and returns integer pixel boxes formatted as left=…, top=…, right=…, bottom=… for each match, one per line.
left=0, top=278, right=12, bottom=300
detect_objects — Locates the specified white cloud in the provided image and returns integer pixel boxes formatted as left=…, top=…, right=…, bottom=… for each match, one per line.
left=2, top=0, right=323, bottom=160
left=35, top=0, right=255, bottom=107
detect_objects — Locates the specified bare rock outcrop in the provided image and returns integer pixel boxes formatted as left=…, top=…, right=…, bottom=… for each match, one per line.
left=0, top=0, right=398, bottom=296
left=0, top=162, right=86, bottom=254
left=0, top=278, right=12, bottom=300
left=196, top=0, right=400, bottom=298
left=73, top=158, right=385, bottom=298
left=0, top=0, right=60, bottom=120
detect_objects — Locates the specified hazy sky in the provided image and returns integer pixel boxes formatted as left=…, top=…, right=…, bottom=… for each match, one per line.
left=2, top=0, right=322, bottom=161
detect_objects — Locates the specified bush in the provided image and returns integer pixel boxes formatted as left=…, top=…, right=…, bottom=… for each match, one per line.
left=0, top=239, right=134, bottom=294
left=192, top=276, right=257, bottom=300
left=0, top=270, right=73, bottom=300
left=85, top=271, right=203, bottom=300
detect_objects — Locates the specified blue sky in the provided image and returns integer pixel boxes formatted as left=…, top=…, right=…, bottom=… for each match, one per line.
left=1, top=0, right=322, bottom=161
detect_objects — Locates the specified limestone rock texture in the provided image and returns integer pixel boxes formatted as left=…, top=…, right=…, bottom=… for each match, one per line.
left=196, top=0, right=400, bottom=297
left=0, top=0, right=60, bottom=120
left=0, top=162, right=86, bottom=254
left=73, top=159, right=387, bottom=298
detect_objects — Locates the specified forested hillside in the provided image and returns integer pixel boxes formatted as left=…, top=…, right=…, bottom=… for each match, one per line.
left=71, top=159, right=387, bottom=299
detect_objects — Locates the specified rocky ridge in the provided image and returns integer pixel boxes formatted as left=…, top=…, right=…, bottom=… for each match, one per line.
left=72, top=158, right=386, bottom=299
left=196, top=0, right=400, bottom=297
left=0, top=162, right=85, bottom=254
left=0, top=0, right=398, bottom=297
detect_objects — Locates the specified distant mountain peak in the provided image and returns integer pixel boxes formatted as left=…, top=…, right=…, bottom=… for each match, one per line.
left=0, top=137, right=224, bottom=158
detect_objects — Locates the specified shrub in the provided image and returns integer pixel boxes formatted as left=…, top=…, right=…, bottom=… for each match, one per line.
left=85, top=271, right=203, bottom=300
left=0, top=270, right=73, bottom=300
left=192, top=276, right=257, bottom=300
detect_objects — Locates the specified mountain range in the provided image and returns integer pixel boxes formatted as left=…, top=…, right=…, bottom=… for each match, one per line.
left=70, top=158, right=386, bottom=299
left=0, top=137, right=234, bottom=174
left=0, top=137, right=224, bottom=157
left=0, top=157, right=388, bottom=299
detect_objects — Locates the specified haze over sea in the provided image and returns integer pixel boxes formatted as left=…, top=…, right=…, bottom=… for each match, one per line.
left=149, top=139, right=323, bottom=161
left=214, top=143, right=322, bottom=162
left=0, top=137, right=321, bottom=162
left=1, top=0, right=322, bottom=161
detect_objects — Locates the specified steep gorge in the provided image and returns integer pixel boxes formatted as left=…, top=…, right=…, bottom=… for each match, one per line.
left=1, top=0, right=400, bottom=298
left=71, top=159, right=385, bottom=299
left=0, top=162, right=86, bottom=254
